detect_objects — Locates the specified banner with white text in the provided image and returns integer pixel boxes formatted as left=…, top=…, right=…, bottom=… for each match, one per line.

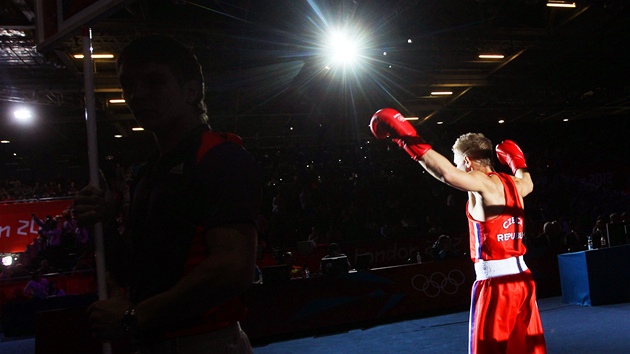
left=0, top=200, right=73, bottom=253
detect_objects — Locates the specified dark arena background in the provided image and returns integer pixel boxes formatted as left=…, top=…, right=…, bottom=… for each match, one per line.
left=1, top=1, right=629, bottom=353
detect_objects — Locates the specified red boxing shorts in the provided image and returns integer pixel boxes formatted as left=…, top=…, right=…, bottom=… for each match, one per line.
left=469, top=269, right=547, bottom=354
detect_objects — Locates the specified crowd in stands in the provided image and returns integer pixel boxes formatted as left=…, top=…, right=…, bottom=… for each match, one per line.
left=0, top=178, right=81, bottom=202
left=250, top=125, right=629, bottom=259
left=1, top=119, right=629, bottom=279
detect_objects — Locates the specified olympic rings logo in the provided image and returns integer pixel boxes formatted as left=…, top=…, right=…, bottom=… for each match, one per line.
left=411, top=270, right=466, bottom=298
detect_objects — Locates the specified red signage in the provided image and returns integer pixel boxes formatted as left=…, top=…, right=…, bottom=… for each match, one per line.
left=0, top=199, right=73, bottom=253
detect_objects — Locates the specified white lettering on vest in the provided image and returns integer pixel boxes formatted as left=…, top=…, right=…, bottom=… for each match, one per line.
left=496, top=232, right=524, bottom=242
left=502, top=217, right=523, bottom=230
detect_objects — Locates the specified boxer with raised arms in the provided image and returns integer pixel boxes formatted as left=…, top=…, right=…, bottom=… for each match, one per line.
left=370, top=108, right=547, bottom=354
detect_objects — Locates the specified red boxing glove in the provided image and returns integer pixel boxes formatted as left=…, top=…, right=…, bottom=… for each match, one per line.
left=370, top=108, right=432, bottom=159
left=496, top=139, right=528, bottom=174
left=370, top=108, right=417, bottom=139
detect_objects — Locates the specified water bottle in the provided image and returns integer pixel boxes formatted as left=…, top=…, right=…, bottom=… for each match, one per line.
left=587, top=234, right=593, bottom=250
left=416, top=252, right=422, bottom=264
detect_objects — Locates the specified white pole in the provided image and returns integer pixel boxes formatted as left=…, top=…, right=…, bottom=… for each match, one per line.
left=82, top=26, right=112, bottom=354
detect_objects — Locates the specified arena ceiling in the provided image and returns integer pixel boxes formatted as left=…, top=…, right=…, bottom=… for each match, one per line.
left=1, top=0, right=629, bottom=173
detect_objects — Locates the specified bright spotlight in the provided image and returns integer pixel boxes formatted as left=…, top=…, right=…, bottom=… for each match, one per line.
left=13, top=108, right=33, bottom=124
left=327, top=30, right=359, bottom=65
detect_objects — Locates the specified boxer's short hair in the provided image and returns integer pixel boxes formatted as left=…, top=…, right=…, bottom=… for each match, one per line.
left=453, top=132, right=493, bottom=166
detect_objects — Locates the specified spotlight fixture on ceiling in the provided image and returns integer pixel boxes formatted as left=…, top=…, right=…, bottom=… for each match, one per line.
left=478, top=54, right=505, bottom=59
left=73, top=53, right=115, bottom=59
left=546, top=1, right=576, bottom=8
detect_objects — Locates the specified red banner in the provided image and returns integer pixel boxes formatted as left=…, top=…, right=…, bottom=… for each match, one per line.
left=0, top=199, right=73, bottom=253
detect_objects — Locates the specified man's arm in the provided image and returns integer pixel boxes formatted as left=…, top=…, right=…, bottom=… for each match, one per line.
left=31, top=214, right=45, bottom=228
left=417, top=149, right=495, bottom=193
left=370, top=108, right=496, bottom=194
left=133, top=222, right=257, bottom=331
left=513, top=169, right=533, bottom=198
left=87, top=222, right=257, bottom=338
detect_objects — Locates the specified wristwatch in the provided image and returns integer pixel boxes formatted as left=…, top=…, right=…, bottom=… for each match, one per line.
left=122, top=306, right=138, bottom=334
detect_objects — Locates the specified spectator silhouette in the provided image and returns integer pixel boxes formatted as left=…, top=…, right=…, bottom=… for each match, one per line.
left=24, top=271, right=49, bottom=300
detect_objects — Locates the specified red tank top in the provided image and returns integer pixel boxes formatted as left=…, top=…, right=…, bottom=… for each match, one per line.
left=467, top=172, right=527, bottom=262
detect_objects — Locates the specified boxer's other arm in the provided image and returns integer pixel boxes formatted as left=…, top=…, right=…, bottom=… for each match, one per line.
left=508, top=169, right=533, bottom=198
left=496, top=140, right=527, bottom=174
left=496, top=140, right=533, bottom=196
left=515, top=170, right=534, bottom=197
